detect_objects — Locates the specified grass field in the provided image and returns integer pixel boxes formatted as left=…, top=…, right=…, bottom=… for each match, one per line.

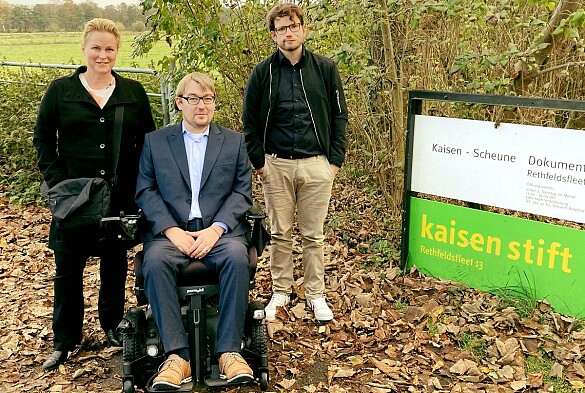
left=0, top=32, right=170, bottom=69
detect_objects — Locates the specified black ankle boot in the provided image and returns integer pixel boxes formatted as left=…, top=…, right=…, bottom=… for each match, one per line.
left=42, top=350, right=68, bottom=371
left=105, top=329, right=123, bottom=347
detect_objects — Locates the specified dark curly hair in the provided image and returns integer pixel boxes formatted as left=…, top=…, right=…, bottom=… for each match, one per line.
left=266, top=3, right=305, bottom=32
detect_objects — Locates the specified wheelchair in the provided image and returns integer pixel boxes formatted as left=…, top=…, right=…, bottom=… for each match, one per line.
left=102, top=205, right=271, bottom=392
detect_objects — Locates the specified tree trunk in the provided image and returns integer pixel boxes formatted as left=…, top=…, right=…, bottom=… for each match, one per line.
left=376, top=0, right=405, bottom=158
left=376, top=0, right=405, bottom=214
left=512, top=0, right=581, bottom=95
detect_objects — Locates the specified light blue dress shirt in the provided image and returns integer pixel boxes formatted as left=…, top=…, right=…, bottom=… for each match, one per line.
left=182, top=123, right=227, bottom=233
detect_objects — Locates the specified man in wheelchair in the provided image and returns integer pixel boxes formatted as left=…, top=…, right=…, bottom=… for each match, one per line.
left=134, top=72, right=257, bottom=391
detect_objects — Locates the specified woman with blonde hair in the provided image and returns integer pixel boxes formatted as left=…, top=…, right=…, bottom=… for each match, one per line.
left=34, top=18, right=156, bottom=371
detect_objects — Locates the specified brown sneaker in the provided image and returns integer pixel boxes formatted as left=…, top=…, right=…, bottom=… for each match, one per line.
left=152, top=354, right=192, bottom=391
left=219, top=352, right=254, bottom=383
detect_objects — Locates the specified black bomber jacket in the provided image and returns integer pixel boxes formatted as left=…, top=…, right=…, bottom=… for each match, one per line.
left=242, top=47, right=348, bottom=169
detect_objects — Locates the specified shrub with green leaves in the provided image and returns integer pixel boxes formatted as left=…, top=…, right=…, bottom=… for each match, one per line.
left=0, top=67, right=51, bottom=205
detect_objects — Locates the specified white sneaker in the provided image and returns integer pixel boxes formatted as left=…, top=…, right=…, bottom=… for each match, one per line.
left=265, top=293, right=290, bottom=321
left=306, top=297, right=333, bottom=322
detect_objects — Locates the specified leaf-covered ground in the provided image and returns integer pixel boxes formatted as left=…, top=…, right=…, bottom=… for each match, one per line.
left=1, top=181, right=585, bottom=393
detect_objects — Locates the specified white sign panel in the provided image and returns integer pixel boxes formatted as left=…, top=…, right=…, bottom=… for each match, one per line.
left=411, top=115, right=585, bottom=223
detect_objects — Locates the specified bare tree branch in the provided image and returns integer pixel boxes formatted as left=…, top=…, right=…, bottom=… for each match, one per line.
left=537, top=60, right=585, bottom=76
left=512, top=0, right=581, bottom=95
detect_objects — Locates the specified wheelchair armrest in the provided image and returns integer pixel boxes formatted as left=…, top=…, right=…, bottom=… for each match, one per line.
left=246, top=202, right=266, bottom=220
left=247, top=203, right=270, bottom=254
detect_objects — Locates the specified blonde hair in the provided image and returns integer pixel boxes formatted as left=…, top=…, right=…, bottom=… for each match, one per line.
left=82, top=18, right=121, bottom=49
left=175, top=72, right=216, bottom=97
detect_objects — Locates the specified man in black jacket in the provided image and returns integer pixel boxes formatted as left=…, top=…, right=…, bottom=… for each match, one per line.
left=243, top=2, right=348, bottom=322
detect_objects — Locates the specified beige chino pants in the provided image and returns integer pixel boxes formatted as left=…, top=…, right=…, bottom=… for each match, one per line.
left=262, top=154, right=334, bottom=299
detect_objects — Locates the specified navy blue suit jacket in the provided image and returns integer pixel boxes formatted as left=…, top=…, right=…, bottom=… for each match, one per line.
left=135, top=122, right=252, bottom=242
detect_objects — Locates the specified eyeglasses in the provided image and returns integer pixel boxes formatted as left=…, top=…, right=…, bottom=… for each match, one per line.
left=273, top=23, right=302, bottom=35
left=178, top=95, right=216, bottom=105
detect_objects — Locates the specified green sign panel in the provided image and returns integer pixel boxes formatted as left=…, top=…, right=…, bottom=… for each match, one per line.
left=408, top=197, right=585, bottom=317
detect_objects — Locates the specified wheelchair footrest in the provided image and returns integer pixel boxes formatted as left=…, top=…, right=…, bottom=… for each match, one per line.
left=204, top=375, right=255, bottom=388
left=143, top=375, right=193, bottom=393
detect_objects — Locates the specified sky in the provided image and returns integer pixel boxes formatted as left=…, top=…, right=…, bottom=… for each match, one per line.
left=6, top=0, right=140, bottom=6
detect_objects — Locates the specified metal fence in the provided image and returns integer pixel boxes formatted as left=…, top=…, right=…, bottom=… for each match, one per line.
left=0, top=61, right=171, bottom=126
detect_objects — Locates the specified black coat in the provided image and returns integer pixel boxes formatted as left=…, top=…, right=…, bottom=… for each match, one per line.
left=242, top=47, right=348, bottom=170
left=33, top=66, right=156, bottom=251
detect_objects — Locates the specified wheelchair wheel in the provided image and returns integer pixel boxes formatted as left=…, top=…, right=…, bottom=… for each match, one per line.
left=123, top=307, right=146, bottom=362
left=124, top=334, right=139, bottom=362
left=122, top=379, right=135, bottom=393
left=250, top=322, right=268, bottom=355
left=259, top=370, right=269, bottom=391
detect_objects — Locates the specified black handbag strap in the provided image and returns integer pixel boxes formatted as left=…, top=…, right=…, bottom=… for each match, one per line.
left=111, top=105, right=124, bottom=186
